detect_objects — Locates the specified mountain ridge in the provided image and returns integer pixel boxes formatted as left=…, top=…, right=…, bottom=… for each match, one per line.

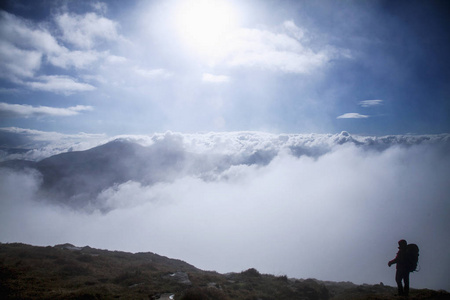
left=0, top=139, right=190, bottom=209
left=0, top=242, right=448, bottom=300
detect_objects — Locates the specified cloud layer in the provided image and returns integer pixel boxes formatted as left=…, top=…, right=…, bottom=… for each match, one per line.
left=1, top=131, right=449, bottom=291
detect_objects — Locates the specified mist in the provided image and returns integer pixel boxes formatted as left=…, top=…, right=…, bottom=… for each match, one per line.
left=1, top=132, right=449, bottom=291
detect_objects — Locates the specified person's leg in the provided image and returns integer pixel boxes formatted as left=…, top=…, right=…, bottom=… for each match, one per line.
left=395, top=270, right=404, bottom=295
left=404, top=272, right=410, bottom=296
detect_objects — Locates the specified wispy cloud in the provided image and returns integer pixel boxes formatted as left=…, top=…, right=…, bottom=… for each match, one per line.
left=54, top=12, right=121, bottom=49
left=48, top=49, right=103, bottom=69
left=0, top=10, right=64, bottom=82
left=337, top=113, right=369, bottom=119
left=134, top=67, right=173, bottom=79
left=0, top=11, right=62, bottom=55
left=0, top=102, right=93, bottom=117
left=25, top=75, right=95, bottom=95
left=209, top=21, right=348, bottom=74
left=0, top=39, right=42, bottom=81
left=359, top=99, right=383, bottom=107
left=202, top=73, right=230, bottom=83
left=0, top=9, right=121, bottom=94
left=106, top=55, right=127, bottom=64
left=283, top=20, right=305, bottom=40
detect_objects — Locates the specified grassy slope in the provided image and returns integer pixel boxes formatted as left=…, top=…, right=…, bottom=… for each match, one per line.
left=0, top=243, right=448, bottom=300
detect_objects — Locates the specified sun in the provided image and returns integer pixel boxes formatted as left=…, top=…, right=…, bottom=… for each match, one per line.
left=174, top=0, right=239, bottom=55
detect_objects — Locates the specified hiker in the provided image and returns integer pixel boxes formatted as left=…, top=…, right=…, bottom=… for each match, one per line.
left=388, top=239, right=409, bottom=297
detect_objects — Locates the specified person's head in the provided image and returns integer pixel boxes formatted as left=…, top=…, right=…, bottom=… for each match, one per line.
left=398, top=239, right=407, bottom=249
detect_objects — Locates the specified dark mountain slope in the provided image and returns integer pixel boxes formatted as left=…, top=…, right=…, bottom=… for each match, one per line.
left=36, top=140, right=154, bottom=203
left=0, top=243, right=448, bottom=300
left=0, top=138, right=278, bottom=209
left=0, top=159, right=37, bottom=171
left=1, top=139, right=189, bottom=209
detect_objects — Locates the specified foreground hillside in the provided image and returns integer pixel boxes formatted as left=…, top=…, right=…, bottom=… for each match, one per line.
left=0, top=243, right=448, bottom=300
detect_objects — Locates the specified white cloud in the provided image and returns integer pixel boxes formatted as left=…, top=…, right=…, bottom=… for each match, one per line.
left=202, top=73, right=230, bottom=83
left=134, top=67, right=173, bottom=79
left=283, top=20, right=305, bottom=40
left=47, top=49, right=103, bottom=69
left=106, top=55, right=128, bottom=64
left=0, top=41, right=42, bottom=80
left=207, top=21, right=345, bottom=74
left=0, top=9, right=123, bottom=94
left=0, top=11, right=62, bottom=54
left=55, top=12, right=120, bottom=49
left=26, top=75, right=96, bottom=94
left=359, top=99, right=383, bottom=107
left=0, top=102, right=93, bottom=117
left=337, top=112, right=369, bottom=119
left=91, top=1, right=108, bottom=14
left=215, top=28, right=328, bottom=73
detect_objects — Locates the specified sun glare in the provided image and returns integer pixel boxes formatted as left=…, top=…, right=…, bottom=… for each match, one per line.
left=174, top=0, right=239, bottom=55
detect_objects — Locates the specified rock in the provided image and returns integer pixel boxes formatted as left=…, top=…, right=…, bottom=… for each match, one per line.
left=164, top=271, right=192, bottom=285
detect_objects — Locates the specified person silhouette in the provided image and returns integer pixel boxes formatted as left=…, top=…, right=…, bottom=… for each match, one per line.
left=388, top=239, right=409, bottom=297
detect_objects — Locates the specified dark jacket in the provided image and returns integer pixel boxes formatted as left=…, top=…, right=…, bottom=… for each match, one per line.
left=389, top=248, right=408, bottom=271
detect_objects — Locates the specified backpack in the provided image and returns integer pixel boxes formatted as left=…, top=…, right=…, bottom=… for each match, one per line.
left=406, top=243, right=419, bottom=272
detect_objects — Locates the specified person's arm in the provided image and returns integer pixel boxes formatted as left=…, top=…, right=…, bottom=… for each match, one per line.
left=388, top=258, right=397, bottom=267
left=388, top=252, right=399, bottom=267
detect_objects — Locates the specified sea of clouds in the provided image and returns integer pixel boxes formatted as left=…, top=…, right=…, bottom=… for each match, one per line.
left=1, top=131, right=449, bottom=291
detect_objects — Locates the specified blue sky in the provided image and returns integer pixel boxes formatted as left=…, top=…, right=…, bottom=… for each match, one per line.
left=0, top=0, right=449, bottom=136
